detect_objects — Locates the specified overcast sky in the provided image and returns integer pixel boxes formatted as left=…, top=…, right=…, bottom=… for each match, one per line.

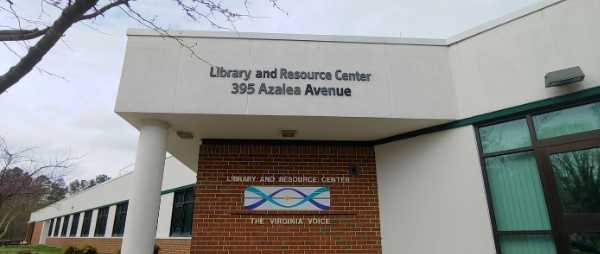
left=0, top=0, right=539, bottom=181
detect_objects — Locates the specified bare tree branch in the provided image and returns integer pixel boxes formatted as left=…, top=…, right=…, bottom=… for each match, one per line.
left=76, top=0, right=129, bottom=21
left=0, top=0, right=284, bottom=94
left=120, top=5, right=213, bottom=66
left=0, top=28, right=49, bottom=41
left=0, top=0, right=99, bottom=94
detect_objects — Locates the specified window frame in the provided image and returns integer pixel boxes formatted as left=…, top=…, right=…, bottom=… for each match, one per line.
left=80, top=210, right=93, bottom=237
left=475, top=97, right=600, bottom=254
left=53, top=217, right=61, bottom=237
left=112, top=201, right=128, bottom=237
left=94, top=206, right=110, bottom=237
left=169, top=187, right=195, bottom=237
left=69, top=212, right=80, bottom=237
left=47, top=218, right=54, bottom=237
left=60, top=215, right=70, bottom=237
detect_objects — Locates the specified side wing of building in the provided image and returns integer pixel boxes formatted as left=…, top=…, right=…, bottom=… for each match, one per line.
left=28, top=157, right=196, bottom=254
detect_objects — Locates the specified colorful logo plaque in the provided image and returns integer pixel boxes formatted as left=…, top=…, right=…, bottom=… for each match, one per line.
left=244, top=186, right=330, bottom=211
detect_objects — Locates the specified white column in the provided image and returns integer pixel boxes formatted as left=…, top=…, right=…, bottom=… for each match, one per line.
left=105, top=205, right=117, bottom=237
left=40, top=221, right=49, bottom=244
left=156, top=193, right=175, bottom=238
left=121, top=120, right=169, bottom=254
left=76, top=212, right=83, bottom=237
left=89, top=209, right=98, bottom=237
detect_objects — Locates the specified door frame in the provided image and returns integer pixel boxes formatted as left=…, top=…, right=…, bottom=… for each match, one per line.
left=476, top=97, right=600, bottom=254
left=536, top=132, right=600, bottom=253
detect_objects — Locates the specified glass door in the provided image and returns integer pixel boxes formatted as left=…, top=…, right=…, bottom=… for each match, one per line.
left=539, top=137, right=600, bottom=254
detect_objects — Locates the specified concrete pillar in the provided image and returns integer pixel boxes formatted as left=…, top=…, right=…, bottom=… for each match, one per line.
left=121, top=120, right=169, bottom=254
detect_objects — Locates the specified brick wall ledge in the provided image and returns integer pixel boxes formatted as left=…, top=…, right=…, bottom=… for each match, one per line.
left=229, top=211, right=355, bottom=215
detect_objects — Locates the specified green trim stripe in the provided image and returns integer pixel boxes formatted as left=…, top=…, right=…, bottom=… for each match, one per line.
left=374, top=86, right=600, bottom=145
left=160, top=184, right=195, bottom=195
left=43, top=186, right=195, bottom=222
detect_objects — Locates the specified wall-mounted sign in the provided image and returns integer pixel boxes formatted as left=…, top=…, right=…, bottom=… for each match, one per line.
left=249, top=217, right=331, bottom=225
left=209, top=66, right=373, bottom=97
left=226, top=175, right=350, bottom=184
left=244, top=186, right=330, bottom=211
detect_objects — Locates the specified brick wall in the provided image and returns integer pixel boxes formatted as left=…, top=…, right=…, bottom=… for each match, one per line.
left=29, top=222, right=43, bottom=244
left=46, top=238, right=190, bottom=254
left=157, top=239, right=193, bottom=254
left=47, top=238, right=122, bottom=254
left=192, top=141, right=382, bottom=254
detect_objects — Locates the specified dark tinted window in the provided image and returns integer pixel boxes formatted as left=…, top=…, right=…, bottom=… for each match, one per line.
left=112, top=202, right=128, bottom=237
left=94, top=207, right=109, bottom=237
left=47, top=219, right=54, bottom=237
left=60, top=215, right=70, bottom=236
left=53, top=217, right=61, bottom=236
left=80, top=210, right=93, bottom=237
left=170, top=188, right=194, bottom=237
left=69, top=213, right=80, bottom=237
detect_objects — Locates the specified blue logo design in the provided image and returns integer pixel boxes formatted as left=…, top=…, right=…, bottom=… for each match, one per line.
left=244, top=186, right=330, bottom=211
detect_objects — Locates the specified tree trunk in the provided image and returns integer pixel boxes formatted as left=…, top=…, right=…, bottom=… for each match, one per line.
left=0, top=213, right=16, bottom=239
left=0, top=0, right=99, bottom=94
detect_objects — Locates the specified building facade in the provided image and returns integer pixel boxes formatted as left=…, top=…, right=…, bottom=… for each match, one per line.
left=29, top=0, right=600, bottom=253
left=28, top=157, right=196, bottom=254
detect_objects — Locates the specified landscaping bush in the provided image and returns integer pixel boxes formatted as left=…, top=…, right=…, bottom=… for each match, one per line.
left=115, top=244, right=160, bottom=254
left=80, top=245, right=98, bottom=254
left=63, top=246, right=77, bottom=254
left=62, top=245, right=97, bottom=254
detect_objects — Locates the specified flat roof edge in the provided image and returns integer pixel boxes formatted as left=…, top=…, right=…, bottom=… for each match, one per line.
left=447, top=0, right=566, bottom=45
left=126, top=29, right=448, bottom=46
left=126, top=0, right=568, bottom=47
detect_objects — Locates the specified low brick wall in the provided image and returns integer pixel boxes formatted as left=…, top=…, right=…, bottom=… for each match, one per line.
left=46, top=237, right=190, bottom=254
left=157, top=239, right=193, bottom=254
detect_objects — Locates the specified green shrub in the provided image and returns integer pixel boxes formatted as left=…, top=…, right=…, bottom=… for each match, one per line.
left=63, top=246, right=77, bottom=254
left=80, top=245, right=98, bottom=254
left=115, top=244, right=160, bottom=254
left=62, top=245, right=97, bottom=254
left=17, top=251, right=32, bottom=254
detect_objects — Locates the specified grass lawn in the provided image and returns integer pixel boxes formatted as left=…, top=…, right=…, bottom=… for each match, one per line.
left=0, top=245, right=63, bottom=254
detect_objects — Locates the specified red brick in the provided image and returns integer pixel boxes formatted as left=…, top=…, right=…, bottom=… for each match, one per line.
left=191, top=142, right=382, bottom=254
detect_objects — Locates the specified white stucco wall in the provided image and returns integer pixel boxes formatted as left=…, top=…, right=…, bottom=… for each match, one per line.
left=116, top=34, right=456, bottom=120
left=449, top=0, right=600, bottom=118
left=375, top=126, right=495, bottom=254
left=116, top=0, right=600, bottom=125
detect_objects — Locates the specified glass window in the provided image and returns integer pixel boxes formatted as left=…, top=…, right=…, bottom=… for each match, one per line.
left=60, top=215, right=70, bottom=237
left=499, top=235, right=557, bottom=254
left=570, top=233, right=600, bottom=254
left=479, top=119, right=532, bottom=154
left=478, top=100, right=600, bottom=254
left=549, top=147, right=600, bottom=214
left=170, top=188, right=194, bottom=237
left=94, top=207, right=109, bottom=237
left=533, top=102, right=600, bottom=139
left=112, top=202, right=128, bottom=237
left=47, top=219, right=54, bottom=237
left=485, top=152, right=552, bottom=231
left=80, top=210, right=92, bottom=237
left=69, top=213, right=80, bottom=237
left=53, top=217, right=61, bottom=237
